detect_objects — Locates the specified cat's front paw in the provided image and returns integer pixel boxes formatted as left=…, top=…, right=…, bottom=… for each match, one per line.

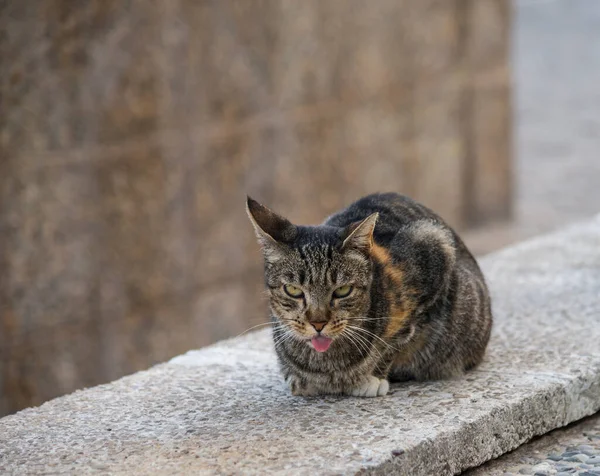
left=349, top=376, right=389, bottom=397
left=286, top=375, right=320, bottom=396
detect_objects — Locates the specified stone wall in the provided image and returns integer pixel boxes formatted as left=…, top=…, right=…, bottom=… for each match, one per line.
left=0, top=0, right=512, bottom=415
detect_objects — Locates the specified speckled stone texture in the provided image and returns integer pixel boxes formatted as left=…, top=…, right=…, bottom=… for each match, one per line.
left=1, top=216, right=599, bottom=475
left=466, top=411, right=600, bottom=476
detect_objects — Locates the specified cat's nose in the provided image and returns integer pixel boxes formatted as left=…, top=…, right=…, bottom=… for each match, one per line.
left=311, top=321, right=327, bottom=332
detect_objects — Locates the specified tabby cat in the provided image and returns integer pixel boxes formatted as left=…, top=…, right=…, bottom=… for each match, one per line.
left=246, top=193, right=492, bottom=397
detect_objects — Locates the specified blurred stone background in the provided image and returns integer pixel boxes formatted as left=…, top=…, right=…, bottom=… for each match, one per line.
left=0, top=0, right=594, bottom=417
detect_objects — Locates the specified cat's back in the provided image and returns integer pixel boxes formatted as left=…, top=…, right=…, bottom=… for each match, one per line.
left=324, top=193, right=445, bottom=246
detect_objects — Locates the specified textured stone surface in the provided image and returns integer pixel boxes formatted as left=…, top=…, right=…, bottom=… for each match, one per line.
left=0, top=0, right=512, bottom=415
left=1, top=216, right=600, bottom=475
left=466, top=411, right=600, bottom=476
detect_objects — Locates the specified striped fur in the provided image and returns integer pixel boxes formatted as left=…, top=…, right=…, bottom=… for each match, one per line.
left=247, top=193, right=493, bottom=397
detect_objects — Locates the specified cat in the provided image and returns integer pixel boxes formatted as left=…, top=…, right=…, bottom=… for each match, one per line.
left=246, top=192, right=493, bottom=397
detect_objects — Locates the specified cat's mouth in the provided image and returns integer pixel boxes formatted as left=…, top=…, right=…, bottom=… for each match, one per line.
left=310, top=335, right=333, bottom=352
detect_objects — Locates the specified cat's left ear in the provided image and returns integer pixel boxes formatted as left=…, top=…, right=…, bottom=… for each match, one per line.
left=246, top=197, right=297, bottom=260
left=342, top=212, right=379, bottom=253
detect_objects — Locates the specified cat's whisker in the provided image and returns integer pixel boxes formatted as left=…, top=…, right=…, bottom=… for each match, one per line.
left=273, top=335, right=290, bottom=348
left=346, top=325, right=401, bottom=353
left=277, top=333, right=299, bottom=350
left=345, top=333, right=368, bottom=360
left=346, top=316, right=393, bottom=322
left=341, top=328, right=369, bottom=359
left=345, top=327, right=385, bottom=362
left=269, top=316, right=296, bottom=322
left=235, top=321, right=277, bottom=338
left=355, top=330, right=385, bottom=361
left=272, top=325, right=301, bottom=349
left=348, top=325, right=399, bottom=352
left=348, top=315, right=397, bottom=320
left=272, top=322, right=290, bottom=334
left=272, top=329, right=294, bottom=349
left=234, top=318, right=297, bottom=341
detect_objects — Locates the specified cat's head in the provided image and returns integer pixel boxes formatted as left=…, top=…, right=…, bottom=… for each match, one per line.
left=246, top=197, right=378, bottom=353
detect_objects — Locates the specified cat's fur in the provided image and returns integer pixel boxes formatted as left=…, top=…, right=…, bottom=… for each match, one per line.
left=246, top=193, right=492, bottom=397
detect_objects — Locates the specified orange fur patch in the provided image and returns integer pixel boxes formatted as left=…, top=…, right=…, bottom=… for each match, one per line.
left=371, top=243, right=391, bottom=266
left=370, top=244, right=416, bottom=338
left=384, top=301, right=414, bottom=338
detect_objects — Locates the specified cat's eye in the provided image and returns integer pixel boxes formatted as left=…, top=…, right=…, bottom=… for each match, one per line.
left=283, top=284, right=304, bottom=298
left=333, top=285, right=353, bottom=298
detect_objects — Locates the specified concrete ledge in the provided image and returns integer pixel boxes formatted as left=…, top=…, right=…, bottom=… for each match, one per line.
left=1, top=216, right=600, bottom=475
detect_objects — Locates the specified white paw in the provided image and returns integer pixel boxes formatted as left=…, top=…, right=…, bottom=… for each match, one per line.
left=350, top=376, right=389, bottom=397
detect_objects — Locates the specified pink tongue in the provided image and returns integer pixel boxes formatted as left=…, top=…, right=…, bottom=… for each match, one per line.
left=311, top=335, right=333, bottom=352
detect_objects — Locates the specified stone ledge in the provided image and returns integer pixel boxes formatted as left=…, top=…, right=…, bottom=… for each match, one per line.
left=1, top=216, right=600, bottom=475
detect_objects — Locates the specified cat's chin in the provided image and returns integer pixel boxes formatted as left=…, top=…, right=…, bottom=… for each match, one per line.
left=310, top=335, right=333, bottom=352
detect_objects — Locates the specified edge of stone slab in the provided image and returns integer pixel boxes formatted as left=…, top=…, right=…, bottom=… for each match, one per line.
left=370, top=363, right=600, bottom=476
left=478, top=213, right=600, bottom=263
left=1, top=214, right=599, bottom=476
left=173, top=214, right=600, bottom=475
left=165, top=334, right=600, bottom=476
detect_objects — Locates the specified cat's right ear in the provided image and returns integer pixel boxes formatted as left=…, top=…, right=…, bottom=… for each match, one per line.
left=341, top=212, right=379, bottom=254
left=246, top=197, right=297, bottom=260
